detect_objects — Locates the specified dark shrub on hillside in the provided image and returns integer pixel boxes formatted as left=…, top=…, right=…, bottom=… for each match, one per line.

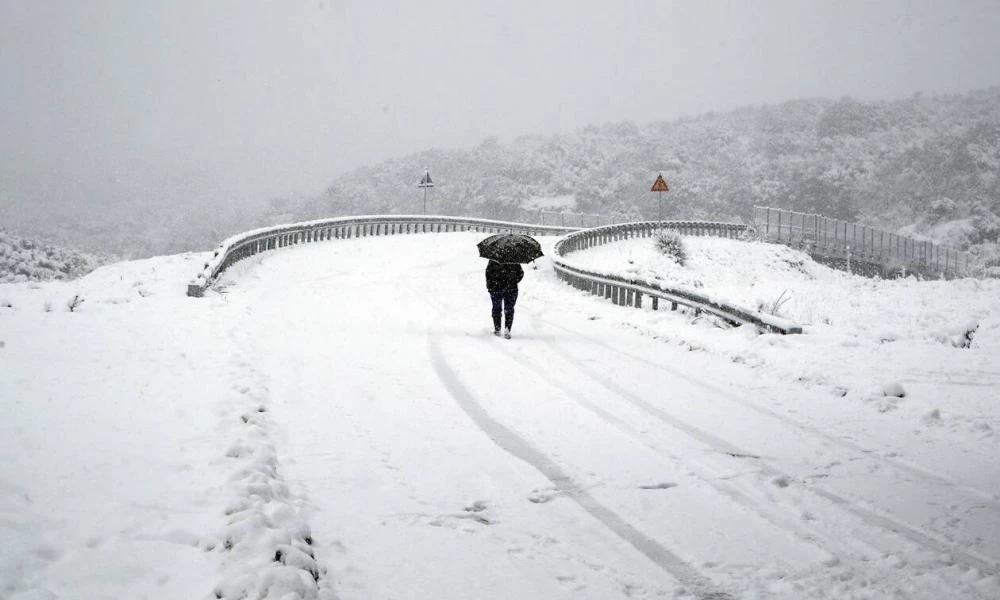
left=654, top=230, right=687, bottom=266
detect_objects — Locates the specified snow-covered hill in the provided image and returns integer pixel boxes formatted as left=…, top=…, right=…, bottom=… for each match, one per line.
left=279, top=88, right=1000, bottom=264
left=1, top=234, right=998, bottom=599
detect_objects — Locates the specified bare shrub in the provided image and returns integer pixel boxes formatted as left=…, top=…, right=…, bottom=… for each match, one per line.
left=67, top=294, right=84, bottom=312
left=758, top=289, right=791, bottom=317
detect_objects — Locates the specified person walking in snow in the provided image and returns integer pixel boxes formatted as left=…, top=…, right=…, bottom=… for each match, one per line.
left=485, top=259, right=523, bottom=339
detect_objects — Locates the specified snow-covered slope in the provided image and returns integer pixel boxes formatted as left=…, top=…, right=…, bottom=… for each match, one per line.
left=568, top=236, right=993, bottom=346
left=1, top=234, right=998, bottom=600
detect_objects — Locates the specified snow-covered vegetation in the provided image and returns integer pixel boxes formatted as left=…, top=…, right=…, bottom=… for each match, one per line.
left=653, top=230, right=688, bottom=266
left=277, top=87, right=1000, bottom=269
left=0, top=229, right=102, bottom=283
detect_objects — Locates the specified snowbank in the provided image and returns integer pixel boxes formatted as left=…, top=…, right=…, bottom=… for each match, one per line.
left=564, top=236, right=997, bottom=345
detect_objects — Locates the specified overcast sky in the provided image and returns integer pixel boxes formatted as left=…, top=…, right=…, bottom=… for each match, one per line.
left=2, top=0, right=1000, bottom=223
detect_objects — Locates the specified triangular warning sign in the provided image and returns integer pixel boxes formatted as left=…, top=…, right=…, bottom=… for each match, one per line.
left=419, top=170, right=434, bottom=187
left=651, top=174, right=669, bottom=192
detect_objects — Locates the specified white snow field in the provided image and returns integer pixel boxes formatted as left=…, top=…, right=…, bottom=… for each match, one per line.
left=1, top=231, right=999, bottom=600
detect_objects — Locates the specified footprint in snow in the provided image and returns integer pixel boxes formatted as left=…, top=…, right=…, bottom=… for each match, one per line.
left=638, top=482, right=678, bottom=490
left=528, top=489, right=559, bottom=504
left=428, top=513, right=492, bottom=528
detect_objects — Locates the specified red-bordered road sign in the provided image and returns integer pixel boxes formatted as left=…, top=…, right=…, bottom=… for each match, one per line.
left=651, top=174, right=669, bottom=192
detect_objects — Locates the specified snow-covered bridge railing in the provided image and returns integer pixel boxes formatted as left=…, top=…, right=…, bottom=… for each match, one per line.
left=187, top=215, right=578, bottom=297
left=753, top=206, right=973, bottom=279
left=552, top=221, right=804, bottom=335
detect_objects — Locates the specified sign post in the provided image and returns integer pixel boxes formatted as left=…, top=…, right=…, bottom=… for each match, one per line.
left=418, top=168, right=434, bottom=214
left=651, top=173, right=669, bottom=221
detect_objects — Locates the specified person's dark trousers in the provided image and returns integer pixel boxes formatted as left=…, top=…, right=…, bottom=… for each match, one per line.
left=490, top=288, right=519, bottom=331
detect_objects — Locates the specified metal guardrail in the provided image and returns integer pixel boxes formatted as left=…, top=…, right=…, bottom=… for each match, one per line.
left=188, top=214, right=803, bottom=334
left=186, top=215, right=578, bottom=297
left=753, top=206, right=972, bottom=278
left=552, top=221, right=804, bottom=335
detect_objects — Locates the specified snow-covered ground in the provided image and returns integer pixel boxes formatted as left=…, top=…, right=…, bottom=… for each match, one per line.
left=1, top=232, right=998, bottom=599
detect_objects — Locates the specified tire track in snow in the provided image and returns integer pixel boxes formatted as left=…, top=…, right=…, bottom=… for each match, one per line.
left=480, top=335, right=858, bottom=562
left=526, top=319, right=1000, bottom=578
left=533, top=314, right=999, bottom=505
left=426, top=333, right=734, bottom=600
left=483, top=331, right=1000, bottom=598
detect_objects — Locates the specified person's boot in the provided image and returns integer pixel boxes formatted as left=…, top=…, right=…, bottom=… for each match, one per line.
left=503, top=327, right=511, bottom=339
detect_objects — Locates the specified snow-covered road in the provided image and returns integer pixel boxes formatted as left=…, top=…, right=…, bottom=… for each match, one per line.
left=2, top=232, right=998, bottom=599
left=224, top=233, right=999, bottom=599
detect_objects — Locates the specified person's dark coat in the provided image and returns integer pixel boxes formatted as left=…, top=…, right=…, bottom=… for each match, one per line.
left=485, top=261, right=524, bottom=293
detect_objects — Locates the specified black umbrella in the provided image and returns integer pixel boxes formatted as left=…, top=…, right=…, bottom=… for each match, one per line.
left=477, top=233, right=544, bottom=264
